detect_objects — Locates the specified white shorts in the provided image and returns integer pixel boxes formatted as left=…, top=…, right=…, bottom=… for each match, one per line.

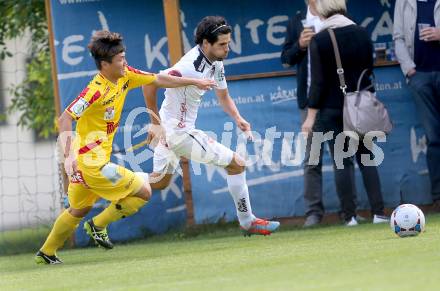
left=153, top=129, right=234, bottom=174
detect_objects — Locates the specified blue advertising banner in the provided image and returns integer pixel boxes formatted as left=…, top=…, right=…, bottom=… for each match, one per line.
left=179, top=0, right=396, bottom=75
left=48, top=0, right=430, bottom=243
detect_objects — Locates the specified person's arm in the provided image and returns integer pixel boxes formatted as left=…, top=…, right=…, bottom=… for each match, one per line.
left=126, top=65, right=215, bottom=90
left=393, top=0, right=416, bottom=77
left=60, top=86, right=98, bottom=175
left=215, top=88, right=253, bottom=140
left=301, top=108, right=318, bottom=134
left=281, top=13, right=309, bottom=67
left=58, top=111, right=77, bottom=176
left=58, top=85, right=101, bottom=176
left=152, top=73, right=215, bottom=90
left=302, top=38, right=324, bottom=133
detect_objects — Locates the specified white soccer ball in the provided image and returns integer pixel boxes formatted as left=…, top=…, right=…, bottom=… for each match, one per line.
left=390, top=204, right=425, bottom=237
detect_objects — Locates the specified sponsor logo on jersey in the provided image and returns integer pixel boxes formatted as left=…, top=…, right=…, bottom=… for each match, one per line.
left=209, top=65, right=216, bottom=78
left=102, top=94, right=116, bottom=106
left=178, top=102, right=187, bottom=128
left=106, top=121, right=120, bottom=135
left=217, top=68, right=225, bottom=82
left=124, top=175, right=136, bottom=189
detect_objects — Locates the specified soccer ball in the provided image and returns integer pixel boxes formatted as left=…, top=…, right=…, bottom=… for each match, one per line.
left=390, top=204, right=425, bottom=237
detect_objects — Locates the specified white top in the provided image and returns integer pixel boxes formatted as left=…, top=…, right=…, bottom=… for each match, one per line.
left=306, top=6, right=323, bottom=33
left=159, top=46, right=227, bottom=133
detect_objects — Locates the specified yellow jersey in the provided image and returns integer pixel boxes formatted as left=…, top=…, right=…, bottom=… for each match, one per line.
left=65, top=66, right=156, bottom=168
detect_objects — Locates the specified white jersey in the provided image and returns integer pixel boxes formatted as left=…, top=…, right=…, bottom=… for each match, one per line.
left=159, top=46, right=227, bottom=133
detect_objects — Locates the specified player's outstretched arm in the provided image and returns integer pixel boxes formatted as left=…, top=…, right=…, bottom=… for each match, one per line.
left=216, top=88, right=253, bottom=140
left=153, top=74, right=216, bottom=90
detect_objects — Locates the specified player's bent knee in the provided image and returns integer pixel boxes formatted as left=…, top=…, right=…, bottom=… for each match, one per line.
left=134, top=172, right=152, bottom=201
left=68, top=207, right=91, bottom=218
left=226, top=154, right=246, bottom=175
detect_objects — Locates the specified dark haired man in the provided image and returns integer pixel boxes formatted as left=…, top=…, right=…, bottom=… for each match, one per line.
left=143, top=16, right=280, bottom=237
left=35, top=30, right=215, bottom=264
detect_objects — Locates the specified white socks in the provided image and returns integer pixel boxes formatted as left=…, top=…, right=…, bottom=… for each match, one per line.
left=226, top=171, right=255, bottom=229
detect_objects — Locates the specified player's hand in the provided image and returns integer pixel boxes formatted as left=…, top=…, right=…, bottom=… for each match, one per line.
left=195, top=79, right=216, bottom=90
left=420, top=27, right=440, bottom=41
left=64, top=155, right=78, bottom=177
left=299, top=28, right=315, bottom=49
left=236, top=117, right=254, bottom=141
left=146, top=123, right=166, bottom=148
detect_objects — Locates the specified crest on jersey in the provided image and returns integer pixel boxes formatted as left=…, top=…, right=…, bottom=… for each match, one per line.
left=104, top=106, right=115, bottom=120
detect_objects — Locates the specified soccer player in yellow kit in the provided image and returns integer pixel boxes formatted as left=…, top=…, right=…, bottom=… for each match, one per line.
left=35, top=31, right=215, bottom=264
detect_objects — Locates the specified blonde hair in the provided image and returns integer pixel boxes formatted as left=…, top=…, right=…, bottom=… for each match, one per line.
left=315, top=0, right=347, bottom=18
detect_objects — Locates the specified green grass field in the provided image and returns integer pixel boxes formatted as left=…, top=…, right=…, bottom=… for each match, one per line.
left=1, top=215, right=440, bottom=291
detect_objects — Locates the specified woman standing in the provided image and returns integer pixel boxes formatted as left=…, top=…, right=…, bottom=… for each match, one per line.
left=302, top=0, right=389, bottom=226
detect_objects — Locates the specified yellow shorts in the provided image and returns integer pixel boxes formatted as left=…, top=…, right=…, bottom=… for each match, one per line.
left=67, top=163, right=144, bottom=209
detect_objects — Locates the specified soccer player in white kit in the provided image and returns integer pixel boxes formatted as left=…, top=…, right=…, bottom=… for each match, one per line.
left=142, top=16, right=280, bottom=235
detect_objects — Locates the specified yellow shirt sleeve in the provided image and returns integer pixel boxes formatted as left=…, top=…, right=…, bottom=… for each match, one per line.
left=126, top=66, right=157, bottom=89
left=65, top=85, right=102, bottom=120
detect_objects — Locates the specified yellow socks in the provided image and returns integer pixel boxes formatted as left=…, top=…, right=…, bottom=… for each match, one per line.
left=93, top=196, right=146, bottom=229
left=40, top=210, right=82, bottom=256
left=39, top=197, right=147, bottom=255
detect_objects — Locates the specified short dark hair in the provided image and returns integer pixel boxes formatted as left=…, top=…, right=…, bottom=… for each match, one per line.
left=88, top=30, right=125, bottom=70
left=194, top=16, right=232, bottom=45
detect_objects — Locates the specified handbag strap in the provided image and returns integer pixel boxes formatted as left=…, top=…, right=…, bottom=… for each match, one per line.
left=328, top=28, right=375, bottom=94
left=356, top=69, right=375, bottom=92
left=328, top=28, right=347, bottom=95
